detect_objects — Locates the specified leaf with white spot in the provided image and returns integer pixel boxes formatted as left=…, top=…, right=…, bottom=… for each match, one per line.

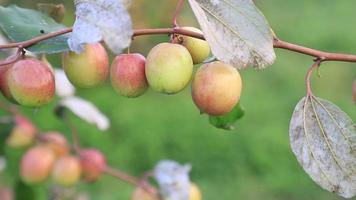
left=154, top=160, right=191, bottom=200
left=69, top=0, right=132, bottom=54
left=187, top=0, right=276, bottom=69
left=54, top=69, right=76, bottom=98
left=59, top=96, right=110, bottom=131
left=290, top=96, right=356, bottom=198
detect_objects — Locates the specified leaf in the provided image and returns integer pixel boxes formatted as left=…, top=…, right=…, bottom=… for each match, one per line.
left=59, top=96, right=110, bottom=131
left=54, top=69, right=76, bottom=98
left=187, top=0, right=276, bottom=69
left=0, top=5, right=70, bottom=54
left=154, top=160, right=192, bottom=200
left=209, top=103, right=245, bottom=130
left=68, top=0, right=132, bottom=54
left=289, top=96, right=356, bottom=198
left=37, top=3, right=66, bottom=23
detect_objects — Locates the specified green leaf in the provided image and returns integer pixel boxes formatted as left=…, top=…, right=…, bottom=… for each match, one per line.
left=0, top=5, right=70, bottom=54
left=209, top=103, right=245, bottom=130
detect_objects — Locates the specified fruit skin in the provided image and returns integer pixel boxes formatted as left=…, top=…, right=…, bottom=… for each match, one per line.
left=192, top=61, right=242, bottom=116
left=79, top=149, right=106, bottom=182
left=6, top=115, right=37, bottom=148
left=131, top=187, right=159, bottom=200
left=110, top=54, right=148, bottom=97
left=190, top=183, right=202, bottom=200
left=180, top=27, right=210, bottom=64
left=20, top=146, right=55, bottom=184
left=52, top=155, right=81, bottom=186
left=0, top=63, right=16, bottom=102
left=6, top=58, right=55, bottom=107
left=39, top=132, right=69, bottom=157
left=146, top=43, right=193, bottom=94
left=62, top=43, right=109, bottom=88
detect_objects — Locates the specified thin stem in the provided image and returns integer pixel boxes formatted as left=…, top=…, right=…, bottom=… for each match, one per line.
left=172, top=0, right=185, bottom=27
left=103, top=166, right=140, bottom=186
left=0, top=48, right=25, bottom=67
left=133, top=28, right=205, bottom=40
left=63, top=116, right=81, bottom=153
left=306, top=59, right=322, bottom=96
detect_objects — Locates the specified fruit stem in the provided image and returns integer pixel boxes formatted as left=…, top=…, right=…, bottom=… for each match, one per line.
left=172, top=0, right=185, bottom=27
left=306, top=59, right=322, bottom=96
left=63, top=116, right=81, bottom=153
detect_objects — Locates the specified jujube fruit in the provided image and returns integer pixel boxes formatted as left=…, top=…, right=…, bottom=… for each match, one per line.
left=62, top=43, right=109, bottom=88
left=20, top=146, right=55, bottom=184
left=39, top=131, right=69, bottom=157
left=6, top=58, right=55, bottom=107
left=52, top=155, right=81, bottom=186
left=6, top=115, right=37, bottom=148
left=192, top=61, right=242, bottom=116
left=111, top=53, right=148, bottom=97
left=79, top=149, right=106, bottom=182
left=180, top=27, right=210, bottom=64
left=146, top=43, right=193, bottom=94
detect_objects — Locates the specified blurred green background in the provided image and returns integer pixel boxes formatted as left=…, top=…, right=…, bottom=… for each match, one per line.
left=0, top=0, right=355, bottom=199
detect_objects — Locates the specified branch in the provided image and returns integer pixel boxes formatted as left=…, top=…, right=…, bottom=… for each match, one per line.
left=103, top=166, right=140, bottom=186
left=1, top=27, right=356, bottom=63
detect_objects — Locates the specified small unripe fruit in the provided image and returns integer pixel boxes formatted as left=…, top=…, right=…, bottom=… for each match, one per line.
left=110, top=54, right=148, bottom=97
left=192, top=61, right=242, bottom=116
left=131, top=187, right=159, bottom=200
left=62, top=43, right=109, bottom=88
left=6, top=115, right=37, bottom=148
left=79, top=149, right=106, bottom=182
left=146, top=43, right=193, bottom=94
left=180, top=27, right=210, bottom=64
left=39, top=132, right=69, bottom=157
left=6, top=58, right=55, bottom=107
left=20, top=146, right=55, bottom=184
left=52, top=155, right=81, bottom=186
left=190, top=183, right=202, bottom=200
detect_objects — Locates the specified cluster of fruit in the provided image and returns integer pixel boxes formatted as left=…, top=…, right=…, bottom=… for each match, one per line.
left=0, top=27, right=242, bottom=116
left=5, top=115, right=106, bottom=186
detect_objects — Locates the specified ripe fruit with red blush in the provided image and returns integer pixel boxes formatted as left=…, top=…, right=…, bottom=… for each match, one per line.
left=6, top=58, right=55, bottom=107
left=110, top=53, right=148, bottom=97
left=62, top=43, right=109, bottom=88
left=79, top=149, right=106, bottom=182
left=6, top=115, right=37, bottom=148
left=192, top=61, right=242, bottom=116
left=39, top=131, right=69, bottom=157
left=20, top=146, right=55, bottom=184
left=52, top=155, right=82, bottom=186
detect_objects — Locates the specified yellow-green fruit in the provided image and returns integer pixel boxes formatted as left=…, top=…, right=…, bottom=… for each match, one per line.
left=20, top=146, right=55, bottom=184
left=192, top=61, right=242, bottom=116
left=190, top=183, right=202, bottom=200
left=146, top=43, right=193, bottom=94
left=52, top=155, right=81, bottom=186
left=62, top=43, right=109, bottom=88
left=6, top=115, right=37, bottom=148
left=39, top=132, right=69, bottom=157
left=180, top=27, right=210, bottom=64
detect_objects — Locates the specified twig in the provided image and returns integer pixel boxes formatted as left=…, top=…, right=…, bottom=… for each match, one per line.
left=0, top=48, right=25, bottom=67
left=103, top=166, right=140, bottom=186
left=1, top=27, right=356, bottom=63
left=306, top=59, right=322, bottom=96
left=172, top=0, right=185, bottom=27
left=63, top=116, right=81, bottom=153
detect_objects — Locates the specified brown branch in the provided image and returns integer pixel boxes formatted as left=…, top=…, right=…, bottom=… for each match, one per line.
left=63, top=116, right=81, bottom=153
left=1, top=27, right=356, bottom=63
left=103, top=166, right=140, bottom=186
left=0, top=48, right=25, bottom=66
